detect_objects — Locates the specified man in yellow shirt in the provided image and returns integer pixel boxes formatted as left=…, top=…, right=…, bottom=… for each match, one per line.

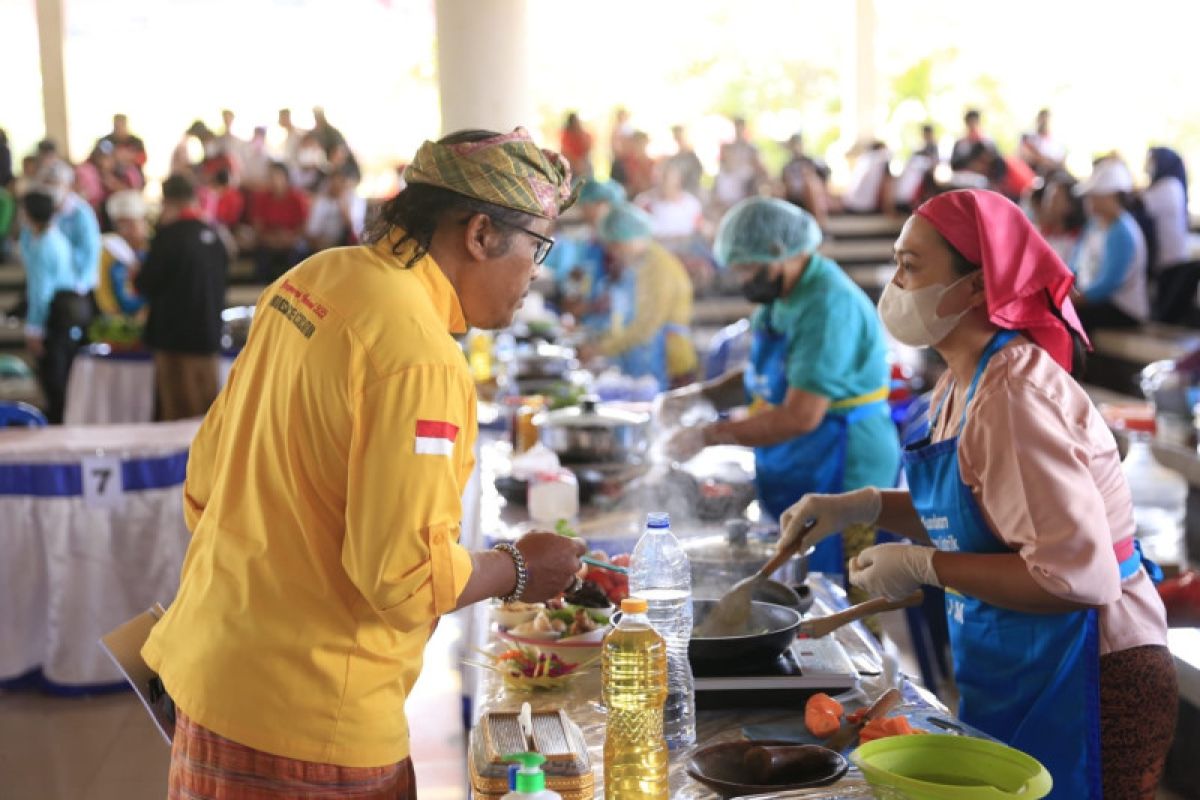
left=579, top=202, right=698, bottom=388
left=142, top=128, right=585, bottom=799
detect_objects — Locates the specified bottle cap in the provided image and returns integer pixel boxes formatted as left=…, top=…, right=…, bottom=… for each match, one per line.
left=646, top=511, right=670, bottom=529
left=621, top=597, right=648, bottom=614
left=1117, top=415, right=1156, bottom=434
left=504, top=752, right=547, bottom=794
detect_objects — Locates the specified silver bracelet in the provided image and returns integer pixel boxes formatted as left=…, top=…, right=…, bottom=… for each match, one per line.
left=493, top=542, right=528, bottom=603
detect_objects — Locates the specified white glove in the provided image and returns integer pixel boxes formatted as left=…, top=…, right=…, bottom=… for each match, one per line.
left=777, top=487, right=882, bottom=555
left=656, top=384, right=703, bottom=428
left=664, top=425, right=707, bottom=463
left=849, top=543, right=940, bottom=601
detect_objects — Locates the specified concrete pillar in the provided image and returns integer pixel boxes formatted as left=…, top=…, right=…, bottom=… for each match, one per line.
left=434, top=0, right=533, bottom=136
left=844, top=0, right=878, bottom=144
left=35, top=0, right=71, bottom=160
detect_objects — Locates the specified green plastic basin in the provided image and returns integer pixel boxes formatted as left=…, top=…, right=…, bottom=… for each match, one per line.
left=850, top=734, right=1052, bottom=800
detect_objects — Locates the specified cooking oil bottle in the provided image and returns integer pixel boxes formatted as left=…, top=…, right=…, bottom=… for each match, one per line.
left=603, top=597, right=669, bottom=799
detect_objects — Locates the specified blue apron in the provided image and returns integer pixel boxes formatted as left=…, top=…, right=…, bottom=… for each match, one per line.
left=903, top=330, right=1150, bottom=798
left=745, top=317, right=888, bottom=577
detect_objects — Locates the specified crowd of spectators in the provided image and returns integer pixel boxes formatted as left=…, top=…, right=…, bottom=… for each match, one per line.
left=0, top=102, right=1196, bottom=423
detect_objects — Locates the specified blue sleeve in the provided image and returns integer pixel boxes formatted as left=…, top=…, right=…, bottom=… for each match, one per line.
left=20, top=232, right=56, bottom=333
left=1082, top=222, right=1135, bottom=303
left=110, top=261, right=146, bottom=314
left=543, top=236, right=578, bottom=285
left=75, top=205, right=102, bottom=290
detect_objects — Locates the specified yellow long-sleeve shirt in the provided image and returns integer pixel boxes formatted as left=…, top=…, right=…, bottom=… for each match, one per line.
left=600, top=241, right=697, bottom=376
left=142, top=234, right=476, bottom=768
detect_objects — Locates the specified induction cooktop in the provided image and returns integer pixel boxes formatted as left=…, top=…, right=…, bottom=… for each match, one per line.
left=691, top=636, right=859, bottom=710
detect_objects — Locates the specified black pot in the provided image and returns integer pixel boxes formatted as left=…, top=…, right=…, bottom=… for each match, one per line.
left=688, top=599, right=802, bottom=669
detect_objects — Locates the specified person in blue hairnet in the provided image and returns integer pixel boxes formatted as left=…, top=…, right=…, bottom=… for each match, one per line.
left=661, top=197, right=900, bottom=583
left=577, top=202, right=698, bottom=389
left=544, top=179, right=624, bottom=330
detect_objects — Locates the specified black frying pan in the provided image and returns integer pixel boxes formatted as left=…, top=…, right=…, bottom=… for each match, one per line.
left=688, top=599, right=803, bottom=669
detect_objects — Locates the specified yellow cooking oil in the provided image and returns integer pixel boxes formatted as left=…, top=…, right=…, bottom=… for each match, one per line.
left=602, top=597, right=669, bottom=800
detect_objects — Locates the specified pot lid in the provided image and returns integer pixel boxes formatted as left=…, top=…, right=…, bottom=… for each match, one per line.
left=536, top=397, right=650, bottom=429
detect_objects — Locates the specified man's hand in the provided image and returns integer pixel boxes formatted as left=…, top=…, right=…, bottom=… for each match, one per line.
left=515, top=531, right=587, bottom=602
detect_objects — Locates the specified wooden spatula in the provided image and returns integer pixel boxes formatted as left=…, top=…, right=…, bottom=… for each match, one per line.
left=694, top=521, right=816, bottom=637
left=798, top=590, right=924, bottom=639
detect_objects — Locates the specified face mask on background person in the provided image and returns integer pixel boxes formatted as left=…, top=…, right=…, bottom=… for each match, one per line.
left=741, top=266, right=784, bottom=304
left=877, top=272, right=979, bottom=347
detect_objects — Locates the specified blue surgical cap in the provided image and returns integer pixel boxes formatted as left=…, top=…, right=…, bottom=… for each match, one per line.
left=713, top=197, right=823, bottom=267
left=577, top=179, right=626, bottom=206
left=598, top=202, right=652, bottom=243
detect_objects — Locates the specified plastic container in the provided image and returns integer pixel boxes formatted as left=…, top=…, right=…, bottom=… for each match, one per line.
left=851, top=734, right=1052, bottom=800
left=602, top=597, right=669, bottom=800
left=628, top=512, right=696, bottom=748
left=1120, top=417, right=1189, bottom=569
left=502, top=752, right=563, bottom=800
left=528, top=469, right=579, bottom=524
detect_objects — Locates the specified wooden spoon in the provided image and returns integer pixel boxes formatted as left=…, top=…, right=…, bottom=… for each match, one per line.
left=798, top=591, right=924, bottom=639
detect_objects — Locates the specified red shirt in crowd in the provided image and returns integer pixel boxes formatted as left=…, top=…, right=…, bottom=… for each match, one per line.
left=249, top=188, right=310, bottom=233
left=215, top=188, right=245, bottom=228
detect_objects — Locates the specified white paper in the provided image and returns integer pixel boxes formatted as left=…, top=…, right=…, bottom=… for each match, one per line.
left=81, top=455, right=125, bottom=509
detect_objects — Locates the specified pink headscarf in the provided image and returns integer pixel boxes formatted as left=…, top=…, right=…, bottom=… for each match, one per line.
left=914, top=189, right=1090, bottom=372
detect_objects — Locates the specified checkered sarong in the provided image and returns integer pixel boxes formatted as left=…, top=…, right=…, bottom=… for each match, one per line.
left=167, top=710, right=417, bottom=799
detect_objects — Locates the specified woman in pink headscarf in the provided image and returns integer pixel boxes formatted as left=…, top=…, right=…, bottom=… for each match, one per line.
left=773, top=189, right=1174, bottom=799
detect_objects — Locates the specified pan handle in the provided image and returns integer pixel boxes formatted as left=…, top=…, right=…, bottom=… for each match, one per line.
left=798, top=591, right=924, bottom=639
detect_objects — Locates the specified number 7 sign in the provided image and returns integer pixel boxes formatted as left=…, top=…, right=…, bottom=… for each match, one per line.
left=81, top=455, right=125, bottom=509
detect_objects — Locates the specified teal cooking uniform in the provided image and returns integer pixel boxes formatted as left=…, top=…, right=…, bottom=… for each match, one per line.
left=744, top=253, right=901, bottom=577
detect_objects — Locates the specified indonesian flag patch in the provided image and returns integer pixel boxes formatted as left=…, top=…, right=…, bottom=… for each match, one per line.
left=415, top=419, right=459, bottom=456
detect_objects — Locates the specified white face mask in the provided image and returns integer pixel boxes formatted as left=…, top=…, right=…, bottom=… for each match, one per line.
left=877, top=272, right=978, bottom=348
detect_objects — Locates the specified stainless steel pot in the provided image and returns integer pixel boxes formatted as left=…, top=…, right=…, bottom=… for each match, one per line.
left=1141, top=359, right=1196, bottom=447
left=534, top=397, right=651, bottom=464
left=509, top=341, right=577, bottom=381
left=684, top=519, right=808, bottom=598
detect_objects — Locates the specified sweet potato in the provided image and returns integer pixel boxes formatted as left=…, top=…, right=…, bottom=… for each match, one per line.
left=858, top=715, right=918, bottom=743
left=804, top=693, right=845, bottom=738
left=846, top=707, right=868, bottom=725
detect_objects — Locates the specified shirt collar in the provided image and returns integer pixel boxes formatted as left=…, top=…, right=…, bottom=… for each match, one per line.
left=372, top=231, right=467, bottom=335
left=791, top=250, right=828, bottom=296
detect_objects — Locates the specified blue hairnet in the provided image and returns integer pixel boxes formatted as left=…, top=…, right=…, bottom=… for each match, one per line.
left=713, top=197, right=823, bottom=267
left=577, top=179, right=626, bottom=206
left=597, top=202, right=652, bottom=243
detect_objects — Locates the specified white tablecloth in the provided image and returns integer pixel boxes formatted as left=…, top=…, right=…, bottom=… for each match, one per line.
left=0, top=419, right=200, bottom=689
left=63, top=350, right=235, bottom=426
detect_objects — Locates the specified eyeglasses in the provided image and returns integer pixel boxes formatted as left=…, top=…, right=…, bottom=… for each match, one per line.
left=506, top=223, right=555, bottom=265
left=458, top=215, right=556, bottom=265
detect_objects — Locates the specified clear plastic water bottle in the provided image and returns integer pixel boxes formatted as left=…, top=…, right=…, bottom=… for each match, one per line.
left=1121, top=420, right=1188, bottom=568
left=628, top=511, right=696, bottom=748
